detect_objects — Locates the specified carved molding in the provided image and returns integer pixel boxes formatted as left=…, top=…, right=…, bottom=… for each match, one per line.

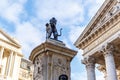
left=100, top=43, right=114, bottom=57
left=53, top=55, right=69, bottom=80
left=76, top=0, right=120, bottom=50
left=82, top=56, right=95, bottom=69
left=34, top=56, right=43, bottom=80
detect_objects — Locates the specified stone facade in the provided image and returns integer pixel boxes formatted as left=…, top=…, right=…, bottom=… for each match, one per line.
left=75, top=0, right=120, bottom=80
left=0, top=29, right=22, bottom=80
left=0, top=29, right=34, bottom=80
left=29, top=39, right=77, bottom=80
left=19, top=58, right=34, bottom=80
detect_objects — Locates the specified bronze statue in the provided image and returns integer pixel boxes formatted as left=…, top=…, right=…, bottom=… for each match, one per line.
left=46, top=17, right=62, bottom=40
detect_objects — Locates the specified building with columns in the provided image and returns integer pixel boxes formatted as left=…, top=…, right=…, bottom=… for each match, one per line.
left=0, top=29, right=33, bottom=80
left=75, top=0, right=120, bottom=80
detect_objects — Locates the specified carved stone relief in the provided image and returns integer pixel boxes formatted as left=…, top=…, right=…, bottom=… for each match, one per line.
left=34, top=55, right=44, bottom=80
left=86, top=1, right=120, bottom=38
left=103, top=1, right=120, bottom=21
left=53, top=55, right=69, bottom=80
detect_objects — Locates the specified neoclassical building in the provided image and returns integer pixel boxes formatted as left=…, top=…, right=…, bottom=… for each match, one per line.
left=75, top=0, right=120, bottom=80
left=0, top=29, right=33, bottom=80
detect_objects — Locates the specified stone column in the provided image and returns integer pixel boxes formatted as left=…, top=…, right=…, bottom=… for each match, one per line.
left=0, top=47, right=4, bottom=65
left=7, top=50, right=13, bottom=76
left=82, top=56, right=96, bottom=80
left=101, top=43, right=117, bottom=80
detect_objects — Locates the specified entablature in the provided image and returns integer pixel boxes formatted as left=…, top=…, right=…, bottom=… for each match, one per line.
left=77, top=2, right=120, bottom=50
left=75, top=0, right=120, bottom=49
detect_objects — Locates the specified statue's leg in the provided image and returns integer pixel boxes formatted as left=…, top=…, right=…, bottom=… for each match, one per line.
left=53, top=32, right=58, bottom=40
left=48, top=32, right=52, bottom=38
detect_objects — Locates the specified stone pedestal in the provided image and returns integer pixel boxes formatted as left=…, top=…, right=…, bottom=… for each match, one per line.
left=29, top=39, right=77, bottom=80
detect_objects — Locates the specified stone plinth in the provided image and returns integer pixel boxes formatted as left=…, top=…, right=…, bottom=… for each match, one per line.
left=29, top=39, right=77, bottom=80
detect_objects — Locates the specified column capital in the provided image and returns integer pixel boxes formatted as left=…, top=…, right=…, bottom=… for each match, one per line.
left=82, top=56, right=96, bottom=80
left=100, top=43, right=114, bottom=56
left=82, top=56, right=95, bottom=68
left=100, top=43, right=117, bottom=80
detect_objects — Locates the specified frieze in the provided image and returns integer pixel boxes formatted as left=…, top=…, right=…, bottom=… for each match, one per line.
left=34, top=56, right=44, bottom=80
left=82, top=56, right=95, bottom=68
left=80, top=0, right=114, bottom=41
left=76, top=0, right=120, bottom=49
left=83, top=20, right=120, bottom=55
left=53, top=55, right=69, bottom=80
left=30, top=42, right=77, bottom=61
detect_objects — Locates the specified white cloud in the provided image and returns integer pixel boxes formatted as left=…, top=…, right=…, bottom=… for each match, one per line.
left=76, top=50, right=83, bottom=61
left=0, top=0, right=27, bottom=24
left=69, top=25, right=85, bottom=44
left=35, top=0, right=84, bottom=23
left=14, top=22, right=45, bottom=58
left=87, top=0, right=105, bottom=18
left=0, top=0, right=9, bottom=12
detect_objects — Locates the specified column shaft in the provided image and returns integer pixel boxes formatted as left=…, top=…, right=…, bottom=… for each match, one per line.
left=86, top=64, right=95, bottom=80
left=0, top=47, right=4, bottom=65
left=82, top=56, right=96, bottom=80
left=101, top=43, right=117, bottom=80
left=104, top=51, right=117, bottom=80
left=7, top=51, right=13, bottom=76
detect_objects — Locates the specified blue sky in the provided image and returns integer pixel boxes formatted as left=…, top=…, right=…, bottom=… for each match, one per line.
left=0, top=0, right=105, bottom=80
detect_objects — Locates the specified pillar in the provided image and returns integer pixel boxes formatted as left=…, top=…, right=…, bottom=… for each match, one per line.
left=101, top=43, right=117, bottom=80
left=7, top=51, right=13, bottom=76
left=82, top=56, right=96, bottom=80
left=0, top=47, right=4, bottom=65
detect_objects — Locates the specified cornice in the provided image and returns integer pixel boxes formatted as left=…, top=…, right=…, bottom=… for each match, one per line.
left=81, top=9, right=120, bottom=50
left=75, top=0, right=115, bottom=47
left=75, top=0, right=120, bottom=49
left=0, top=38, right=21, bottom=48
left=0, top=29, right=21, bottom=48
left=29, top=41, right=77, bottom=61
left=81, top=14, right=120, bottom=56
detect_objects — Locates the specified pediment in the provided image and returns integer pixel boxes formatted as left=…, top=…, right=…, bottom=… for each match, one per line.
left=75, top=0, right=120, bottom=46
left=0, top=29, right=21, bottom=48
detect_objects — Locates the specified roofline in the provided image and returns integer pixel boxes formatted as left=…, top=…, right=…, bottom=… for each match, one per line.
left=0, top=29, right=21, bottom=48
left=74, top=0, right=113, bottom=47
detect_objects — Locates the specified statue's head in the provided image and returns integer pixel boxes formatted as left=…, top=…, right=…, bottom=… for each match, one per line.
left=45, top=23, right=49, bottom=27
left=52, top=17, right=55, bottom=20
left=50, top=17, right=57, bottom=25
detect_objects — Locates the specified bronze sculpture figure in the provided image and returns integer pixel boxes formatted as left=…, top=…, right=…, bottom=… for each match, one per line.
left=46, top=17, right=62, bottom=40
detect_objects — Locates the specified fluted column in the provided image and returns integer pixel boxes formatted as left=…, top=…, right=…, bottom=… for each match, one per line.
left=0, top=47, right=4, bottom=65
left=7, top=50, right=13, bottom=76
left=82, top=56, right=96, bottom=80
left=101, top=43, right=117, bottom=80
